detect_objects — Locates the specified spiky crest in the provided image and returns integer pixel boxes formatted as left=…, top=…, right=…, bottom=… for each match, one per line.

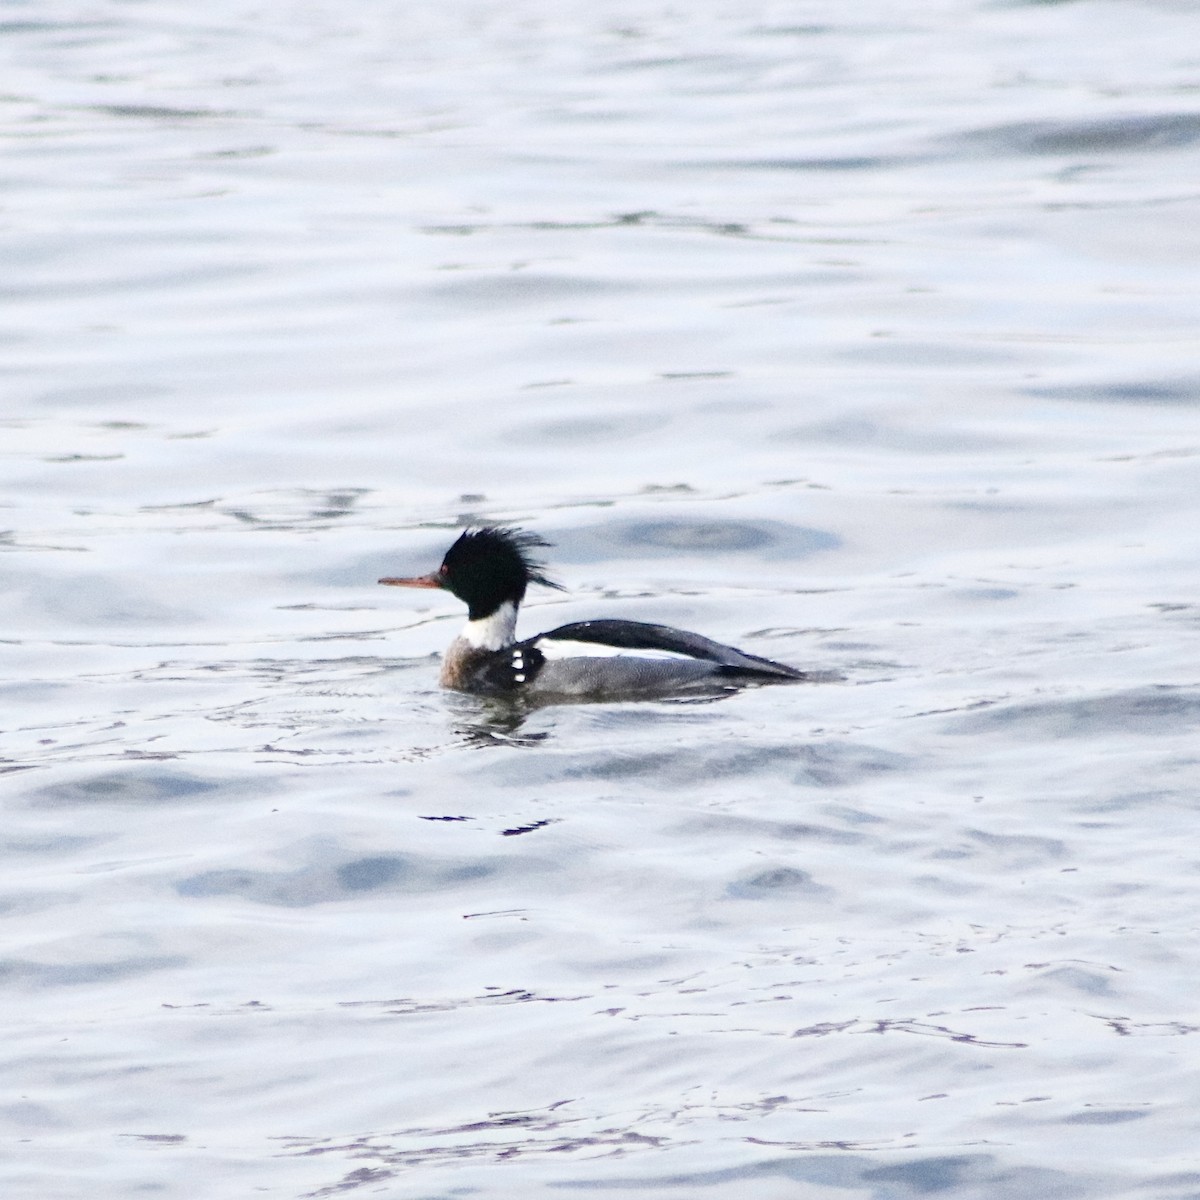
left=439, top=525, right=563, bottom=619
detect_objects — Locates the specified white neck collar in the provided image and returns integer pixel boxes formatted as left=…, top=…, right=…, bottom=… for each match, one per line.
left=461, top=600, right=518, bottom=650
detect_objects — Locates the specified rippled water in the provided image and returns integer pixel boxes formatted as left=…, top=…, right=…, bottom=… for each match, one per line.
left=5, top=1, right=1200, bottom=1197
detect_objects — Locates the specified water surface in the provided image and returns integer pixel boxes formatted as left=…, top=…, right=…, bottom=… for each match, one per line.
left=4, top=1, right=1200, bottom=1197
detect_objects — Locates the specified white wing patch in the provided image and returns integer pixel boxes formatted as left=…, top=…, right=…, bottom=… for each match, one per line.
left=533, top=637, right=697, bottom=662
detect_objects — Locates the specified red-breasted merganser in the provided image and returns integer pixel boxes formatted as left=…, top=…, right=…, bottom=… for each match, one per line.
left=379, top=526, right=807, bottom=699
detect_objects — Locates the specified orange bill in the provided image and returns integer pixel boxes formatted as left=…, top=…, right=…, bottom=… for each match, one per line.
left=378, top=572, right=443, bottom=588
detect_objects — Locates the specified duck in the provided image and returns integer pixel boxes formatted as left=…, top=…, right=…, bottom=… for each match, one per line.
left=379, top=525, right=808, bottom=700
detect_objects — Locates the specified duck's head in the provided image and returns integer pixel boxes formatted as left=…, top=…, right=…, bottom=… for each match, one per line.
left=379, top=525, right=562, bottom=620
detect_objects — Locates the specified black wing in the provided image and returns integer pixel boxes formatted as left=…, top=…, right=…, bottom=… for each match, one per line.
left=535, top=619, right=806, bottom=680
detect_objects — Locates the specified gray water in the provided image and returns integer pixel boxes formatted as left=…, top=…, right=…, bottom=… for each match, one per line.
left=4, top=1, right=1200, bottom=1197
